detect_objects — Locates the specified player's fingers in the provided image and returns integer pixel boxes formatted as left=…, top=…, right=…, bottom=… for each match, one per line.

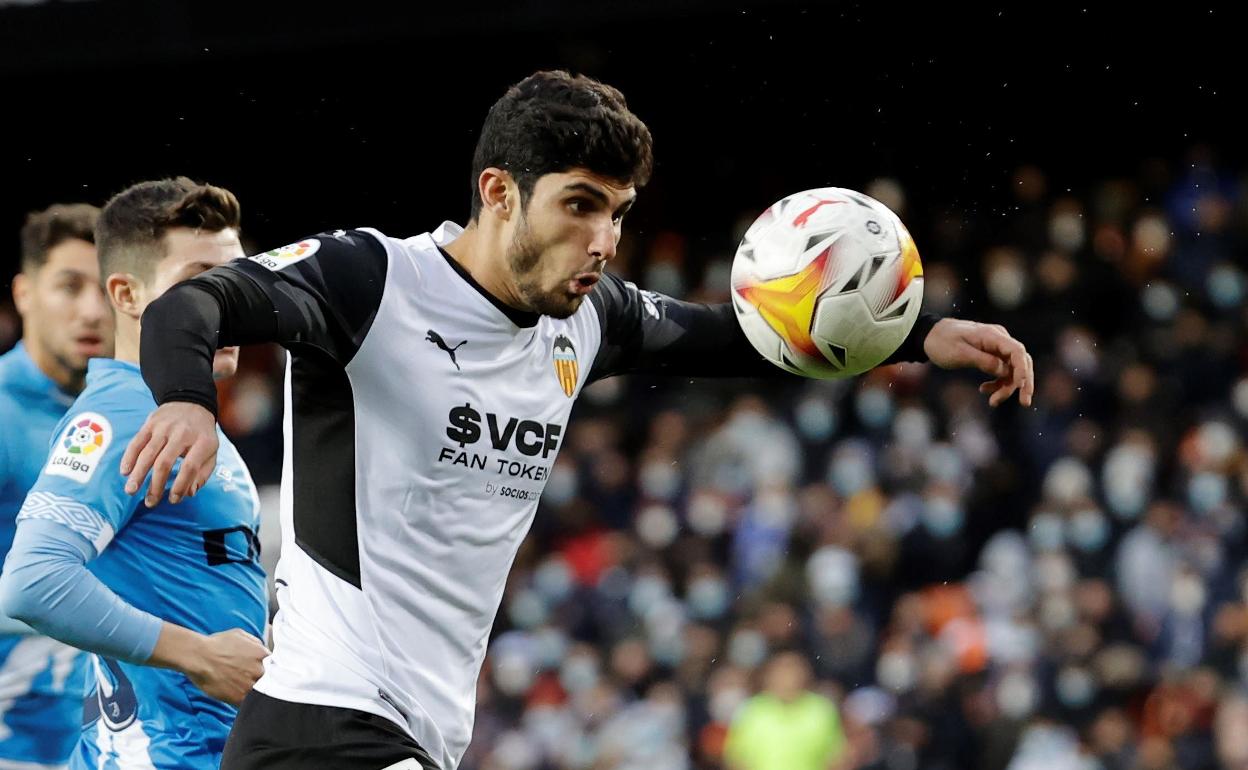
left=119, top=421, right=153, bottom=476
left=958, top=341, right=1008, bottom=378
left=1022, top=352, right=1035, bottom=407
left=975, top=328, right=1030, bottom=405
left=145, top=437, right=189, bottom=507
left=979, top=378, right=1009, bottom=394
left=169, top=437, right=217, bottom=504
left=124, top=431, right=168, bottom=495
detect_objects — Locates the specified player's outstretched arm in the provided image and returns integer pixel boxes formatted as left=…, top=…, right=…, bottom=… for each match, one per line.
left=0, top=518, right=267, bottom=705
left=585, top=274, right=939, bottom=381
left=921, top=318, right=1034, bottom=407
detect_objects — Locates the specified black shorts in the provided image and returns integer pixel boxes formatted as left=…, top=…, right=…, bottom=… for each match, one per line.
left=221, top=690, right=440, bottom=770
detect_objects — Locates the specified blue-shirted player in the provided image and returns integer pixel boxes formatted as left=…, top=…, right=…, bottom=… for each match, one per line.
left=0, top=203, right=110, bottom=770
left=0, top=179, right=269, bottom=770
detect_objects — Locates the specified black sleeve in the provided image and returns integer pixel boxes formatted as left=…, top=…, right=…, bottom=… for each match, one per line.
left=139, top=229, right=388, bottom=416
left=586, top=273, right=939, bottom=383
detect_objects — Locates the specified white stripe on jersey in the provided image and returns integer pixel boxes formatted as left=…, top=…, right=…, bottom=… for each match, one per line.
left=90, top=716, right=157, bottom=770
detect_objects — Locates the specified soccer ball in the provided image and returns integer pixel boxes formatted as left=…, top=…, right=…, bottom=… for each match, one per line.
left=730, top=187, right=924, bottom=379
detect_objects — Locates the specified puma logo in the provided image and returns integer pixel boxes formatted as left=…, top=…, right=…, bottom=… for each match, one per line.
left=426, top=330, right=467, bottom=370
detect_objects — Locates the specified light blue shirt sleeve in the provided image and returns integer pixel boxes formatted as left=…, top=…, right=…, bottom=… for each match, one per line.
left=16, top=394, right=154, bottom=547
left=0, top=518, right=162, bottom=663
left=0, top=391, right=163, bottom=660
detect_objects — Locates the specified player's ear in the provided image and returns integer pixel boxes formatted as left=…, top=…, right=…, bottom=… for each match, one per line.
left=10, top=271, right=31, bottom=316
left=478, top=167, right=515, bottom=222
left=106, top=274, right=144, bottom=320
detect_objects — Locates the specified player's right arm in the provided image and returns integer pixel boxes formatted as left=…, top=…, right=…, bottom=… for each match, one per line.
left=0, top=397, right=267, bottom=704
left=121, top=230, right=388, bottom=506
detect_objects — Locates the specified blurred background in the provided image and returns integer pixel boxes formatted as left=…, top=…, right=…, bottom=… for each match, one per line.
left=3, top=2, right=1247, bottom=769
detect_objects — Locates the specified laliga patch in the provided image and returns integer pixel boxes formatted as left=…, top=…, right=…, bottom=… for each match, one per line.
left=46, top=412, right=112, bottom=484
left=248, top=239, right=320, bottom=271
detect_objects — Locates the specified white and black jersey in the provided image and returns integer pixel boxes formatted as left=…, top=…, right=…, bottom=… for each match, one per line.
left=140, top=223, right=936, bottom=769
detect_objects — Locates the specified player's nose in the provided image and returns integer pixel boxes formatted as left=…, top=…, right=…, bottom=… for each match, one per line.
left=587, top=221, right=617, bottom=262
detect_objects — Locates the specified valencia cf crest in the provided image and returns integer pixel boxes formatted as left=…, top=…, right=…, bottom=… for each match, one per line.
left=552, top=335, right=578, bottom=397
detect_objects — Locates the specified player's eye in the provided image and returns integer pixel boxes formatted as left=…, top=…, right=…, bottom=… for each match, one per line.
left=568, top=198, right=596, bottom=215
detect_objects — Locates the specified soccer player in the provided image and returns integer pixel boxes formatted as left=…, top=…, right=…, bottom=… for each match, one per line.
left=122, top=72, right=1034, bottom=770
left=0, top=203, right=109, bottom=770
left=0, top=179, right=269, bottom=770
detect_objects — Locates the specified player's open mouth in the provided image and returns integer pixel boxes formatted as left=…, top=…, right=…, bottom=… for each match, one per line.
left=570, top=273, right=600, bottom=295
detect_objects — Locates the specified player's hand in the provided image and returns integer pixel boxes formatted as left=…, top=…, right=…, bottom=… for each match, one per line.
left=190, top=629, right=269, bottom=706
left=119, top=402, right=219, bottom=507
left=922, top=318, right=1034, bottom=407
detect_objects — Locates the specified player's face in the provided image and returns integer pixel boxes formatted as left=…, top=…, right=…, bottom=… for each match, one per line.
left=506, top=169, right=635, bottom=319
left=149, top=227, right=245, bottom=380
left=13, top=238, right=112, bottom=385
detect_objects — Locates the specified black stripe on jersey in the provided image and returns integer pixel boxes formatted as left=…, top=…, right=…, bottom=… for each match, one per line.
left=289, top=348, right=363, bottom=588
left=143, top=228, right=392, bottom=588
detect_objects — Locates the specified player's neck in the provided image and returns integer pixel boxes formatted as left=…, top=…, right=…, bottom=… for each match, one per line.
left=112, top=323, right=141, bottom=367
left=443, top=224, right=528, bottom=312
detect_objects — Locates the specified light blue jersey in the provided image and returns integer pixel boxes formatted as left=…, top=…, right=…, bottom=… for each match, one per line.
left=16, top=358, right=266, bottom=770
left=0, top=342, right=89, bottom=768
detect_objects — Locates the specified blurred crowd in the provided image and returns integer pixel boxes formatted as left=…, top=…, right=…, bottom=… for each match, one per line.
left=3, top=149, right=1245, bottom=769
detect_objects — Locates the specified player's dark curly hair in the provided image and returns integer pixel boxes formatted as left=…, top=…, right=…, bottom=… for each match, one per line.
left=469, top=70, right=654, bottom=220
left=96, top=177, right=241, bottom=281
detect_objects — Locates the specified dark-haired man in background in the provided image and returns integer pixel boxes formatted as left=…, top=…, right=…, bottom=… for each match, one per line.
left=0, top=203, right=109, bottom=770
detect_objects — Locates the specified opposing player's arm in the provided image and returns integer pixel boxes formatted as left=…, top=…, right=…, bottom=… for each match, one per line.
left=124, top=230, right=389, bottom=505
left=586, top=275, right=1032, bottom=406
left=585, top=273, right=939, bottom=381
left=0, top=401, right=266, bottom=704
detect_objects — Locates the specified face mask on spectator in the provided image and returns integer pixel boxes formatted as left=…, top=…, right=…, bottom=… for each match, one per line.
left=629, top=574, right=672, bottom=617
left=639, top=460, right=681, bottom=501
left=1029, top=511, right=1065, bottom=552
left=855, top=386, right=895, bottom=429
left=543, top=462, right=579, bottom=507
left=727, top=629, right=768, bottom=669
left=795, top=397, right=838, bottom=442
left=559, top=654, right=600, bottom=694
left=1207, top=263, right=1245, bottom=309
left=534, top=557, right=574, bottom=603
left=1055, top=666, right=1098, bottom=710
left=807, top=545, right=860, bottom=608
left=830, top=444, right=875, bottom=496
left=1188, top=472, right=1228, bottom=514
left=1067, top=508, right=1109, bottom=553
left=1103, top=444, right=1153, bottom=518
left=921, top=496, right=964, bottom=539
left=686, top=575, right=730, bottom=620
